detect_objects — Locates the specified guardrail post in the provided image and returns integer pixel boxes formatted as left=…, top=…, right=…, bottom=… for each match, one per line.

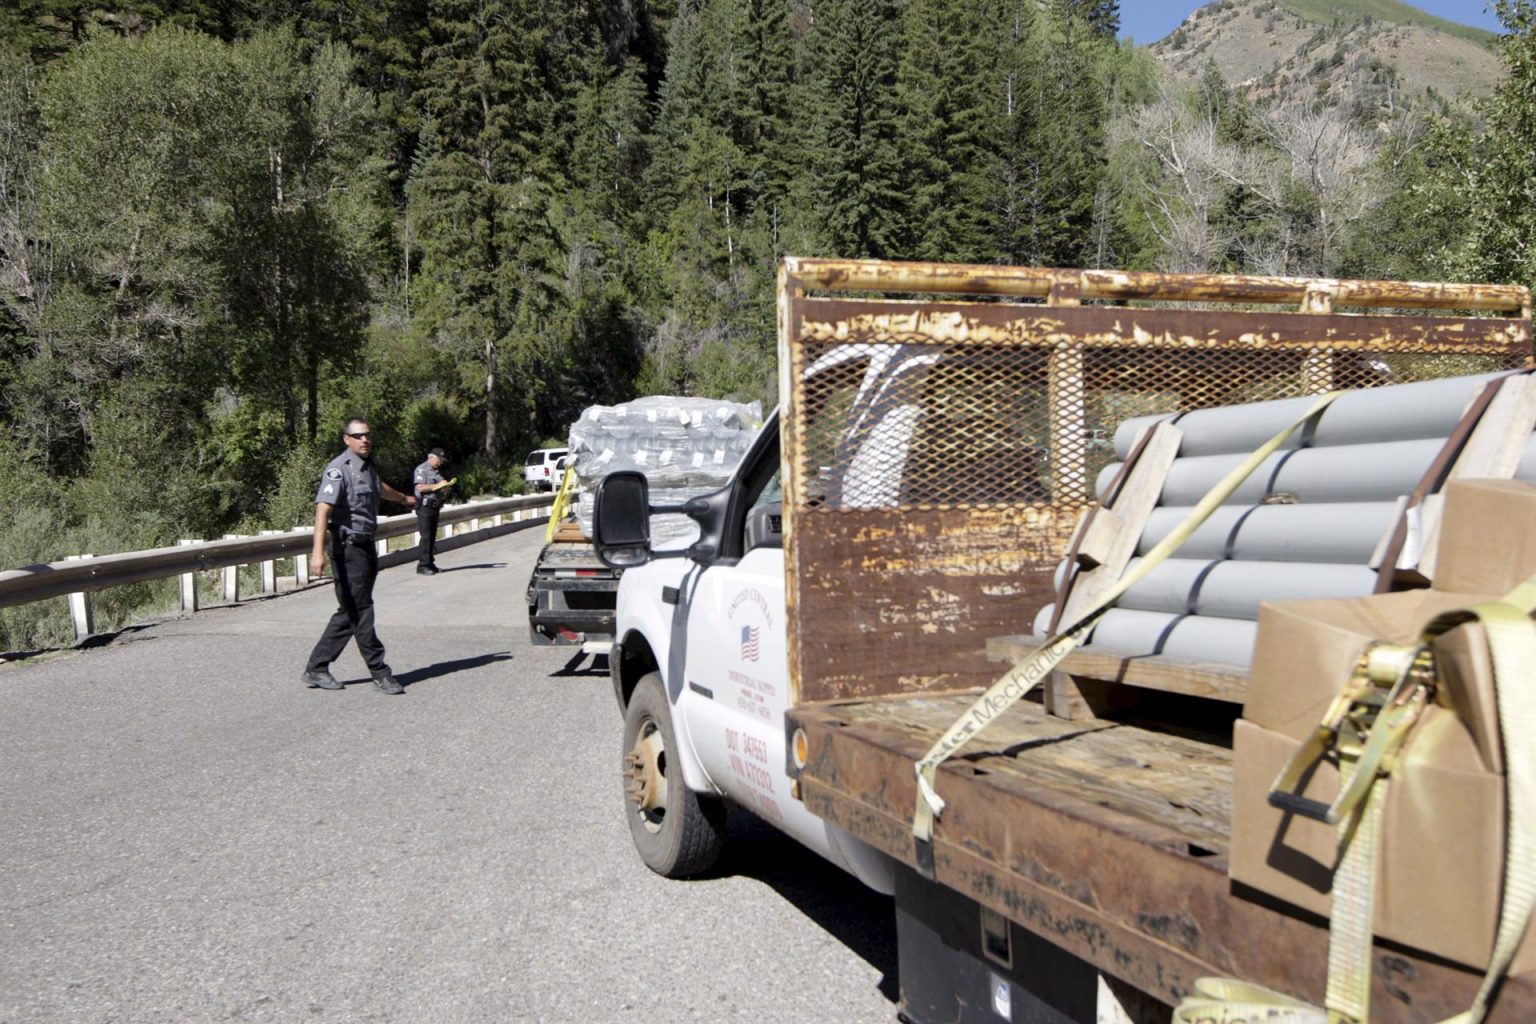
left=259, top=530, right=279, bottom=593
left=222, top=535, right=240, bottom=603
left=469, top=517, right=480, bottom=532
left=177, top=540, right=199, bottom=611
left=65, top=555, right=94, bottom=640
left=443, top=520, right=454, bottom=539
left=493, top=513, right=503, bottom=527
left=295, top=542, right=309, bottom=587
left=376, top=537, right=387, bottom=558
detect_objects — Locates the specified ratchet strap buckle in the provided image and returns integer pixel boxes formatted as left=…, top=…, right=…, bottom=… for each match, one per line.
left=1268, top=641, right=1434, bottom=825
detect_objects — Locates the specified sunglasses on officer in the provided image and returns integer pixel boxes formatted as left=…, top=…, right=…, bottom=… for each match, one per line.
left=345, top=430, right=372, bottom=439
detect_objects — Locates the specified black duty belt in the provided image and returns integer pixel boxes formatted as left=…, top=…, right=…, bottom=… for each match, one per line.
left=333, top=530, right=375, bottom=547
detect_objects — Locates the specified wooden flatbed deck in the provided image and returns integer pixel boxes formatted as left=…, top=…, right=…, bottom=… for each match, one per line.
left=786, top=691, right=1536, bottom=1022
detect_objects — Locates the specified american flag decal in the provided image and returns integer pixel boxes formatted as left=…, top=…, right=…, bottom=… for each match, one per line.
left=740, top=625, right=760, bottom=662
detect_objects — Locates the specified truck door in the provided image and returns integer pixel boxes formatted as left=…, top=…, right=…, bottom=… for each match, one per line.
left=678, top=464, right=812, bottom=836
left=672, top=422, right=896, bottom=887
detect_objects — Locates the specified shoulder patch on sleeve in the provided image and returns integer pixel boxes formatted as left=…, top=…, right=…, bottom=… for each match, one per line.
left=325, top=468, right=343, bottom=480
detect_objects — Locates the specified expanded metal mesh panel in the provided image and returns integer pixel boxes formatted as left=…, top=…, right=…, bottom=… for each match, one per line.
left=788, top=323, right=1533, bottom=517
left=795, top=341, right=1052, bottom=509
left=779, top=260, right=1533, bottom=703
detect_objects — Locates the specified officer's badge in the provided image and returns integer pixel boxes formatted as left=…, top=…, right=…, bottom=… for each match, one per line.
left=325, top=468, right=342, bottom=480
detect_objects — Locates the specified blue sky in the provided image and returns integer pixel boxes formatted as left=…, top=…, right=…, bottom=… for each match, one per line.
left=1119, top=1, right=1505, bottom=45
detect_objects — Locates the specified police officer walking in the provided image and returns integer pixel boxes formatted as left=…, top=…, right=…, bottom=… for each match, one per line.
left=301, top=417, right=417, bottom=696
left=413, top=447, right=455, bottom=575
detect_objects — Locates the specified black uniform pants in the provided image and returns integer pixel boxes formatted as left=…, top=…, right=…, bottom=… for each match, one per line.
left=416, top=502, right=440, bottom=569
left=306, top=537, right=388, bottom=676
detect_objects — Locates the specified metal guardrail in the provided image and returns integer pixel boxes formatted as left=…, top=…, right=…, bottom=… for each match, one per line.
left=0, top=493, right=555, bottom=638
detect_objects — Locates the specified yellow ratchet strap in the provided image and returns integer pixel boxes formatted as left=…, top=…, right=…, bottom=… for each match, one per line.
left=1170, top=977, right=1326, bottom=1024
left=910, top=390, right=1344, bottom=869
left=543, top=463, right=577, bottom=543
left=1267, top=642, right=1432, bottom=828
left=1177, top=581, right=1536, bottom=1024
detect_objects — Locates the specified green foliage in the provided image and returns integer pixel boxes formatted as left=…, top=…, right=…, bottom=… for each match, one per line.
left=8, top=0, right=1536, bottom=651
left=1432, top=0, right=1536, bottom=289
left=806, top=0, right=908, bottom=258
left=266, top=438, right=330, bottom=529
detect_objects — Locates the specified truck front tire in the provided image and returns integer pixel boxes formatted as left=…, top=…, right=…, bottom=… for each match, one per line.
left=621, top=672, right=726, bottom=877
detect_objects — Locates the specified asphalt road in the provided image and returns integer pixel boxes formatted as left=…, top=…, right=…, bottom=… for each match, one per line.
left=0, top=525, right=898, bottom=1023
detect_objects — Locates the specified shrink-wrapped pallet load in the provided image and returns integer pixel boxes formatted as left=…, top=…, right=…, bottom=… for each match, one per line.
left=567, top=396, right=764, bottom=547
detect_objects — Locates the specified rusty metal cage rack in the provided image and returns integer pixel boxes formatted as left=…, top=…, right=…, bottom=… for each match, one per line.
left=776, top=258, right=1533, bottom=704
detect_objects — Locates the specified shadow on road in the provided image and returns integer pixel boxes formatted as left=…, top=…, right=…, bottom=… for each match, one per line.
left=430, top=563, right=506, bottom=573
left=392, top=650, right=514, bottom=688
left=3, top=622, right=159, bottom=661
left=551, top=651, right=609, bottom=678
left=716, top=810, right=900, bottom=1004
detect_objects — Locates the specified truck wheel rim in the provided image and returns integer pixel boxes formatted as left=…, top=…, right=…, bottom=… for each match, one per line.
left=625, top=718, right=668, bottom=833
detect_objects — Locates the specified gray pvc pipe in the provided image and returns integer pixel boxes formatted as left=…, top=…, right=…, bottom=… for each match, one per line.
left=1155, top=437, right=1448, bottom=506
left=1514, top=433, right=1536, bottom=480
left=1087, top=609, right=1258, bottom=668
left=1095, top=462, right=1121, bottom=500
left=1113, top=371, right=1510, bottom=459
left=1137, top=501, right=1398, bottom=563
left=1117, top=557, right=1378, bottom=620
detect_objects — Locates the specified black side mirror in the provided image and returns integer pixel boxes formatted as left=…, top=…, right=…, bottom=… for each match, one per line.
left=593, top=471, right=653, bottom=568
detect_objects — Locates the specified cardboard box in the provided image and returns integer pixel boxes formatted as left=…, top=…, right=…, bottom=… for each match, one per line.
left=1236, top=584, right=1525, bottom=971
left=1243, top=590, right=1496, bottom=747
left=1232, top=711, right=1525, bottom=972
left=1433, top=479, right=1536, bottom=595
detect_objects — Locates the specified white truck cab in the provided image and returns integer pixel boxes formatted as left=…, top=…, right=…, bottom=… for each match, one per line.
left=595, top=412, right=896, bottom=891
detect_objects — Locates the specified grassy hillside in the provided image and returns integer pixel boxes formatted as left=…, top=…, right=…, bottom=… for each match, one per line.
left=1278, top=0, right=1500, bottom=47
left=1153, top=0, right=1503, bottom=110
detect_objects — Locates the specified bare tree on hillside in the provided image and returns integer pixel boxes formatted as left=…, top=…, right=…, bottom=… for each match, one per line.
left=1265, top=104, right=1377, bottom=275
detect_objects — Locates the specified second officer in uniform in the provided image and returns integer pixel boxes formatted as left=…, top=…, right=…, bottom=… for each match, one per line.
left=300, top=417, right=416, bottom=695
left=413, top=447, right=454, bottom=574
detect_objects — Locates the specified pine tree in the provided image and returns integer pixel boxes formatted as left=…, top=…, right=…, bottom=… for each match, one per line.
left=1000, top=0, right=1115, bottom=267
left=407, top=0, right=591, bottom=457
left=898, top=0, right=999, bottom=262
left=806, top=0, right=907, bottom=258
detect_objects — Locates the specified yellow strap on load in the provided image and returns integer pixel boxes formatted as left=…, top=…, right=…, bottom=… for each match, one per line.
left=543, top=464, right=577, bottom=543
left=1175, top=586, right=1536, bottom=1024
left=910, top=390, right=1344, bottom=851
left=1170, top=977, right=1326, bottom=1024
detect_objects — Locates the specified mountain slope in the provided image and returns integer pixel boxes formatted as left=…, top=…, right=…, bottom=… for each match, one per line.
left=1151, top=0, right=1503, bottom=112
left=1279, top=0, right=1497, bottom=47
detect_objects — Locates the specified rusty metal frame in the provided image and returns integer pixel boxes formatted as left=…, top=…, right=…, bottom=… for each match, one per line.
left=777, top=258, right=1533, bottom=708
